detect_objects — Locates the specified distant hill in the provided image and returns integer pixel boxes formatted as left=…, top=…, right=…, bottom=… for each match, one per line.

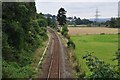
left=89, top=18, right=111, bottom=22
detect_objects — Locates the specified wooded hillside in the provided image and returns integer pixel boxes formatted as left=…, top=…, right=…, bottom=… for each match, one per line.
left=2, top=2, right=47, bottom=78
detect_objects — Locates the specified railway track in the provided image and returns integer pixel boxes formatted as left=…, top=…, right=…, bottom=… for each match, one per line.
left=46, top=28, right=61, bottom=79
left=40, top=27, right=72, bottom=79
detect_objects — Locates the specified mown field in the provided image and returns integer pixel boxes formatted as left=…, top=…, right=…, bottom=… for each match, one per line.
left=70, top=27, right=118, bottom=76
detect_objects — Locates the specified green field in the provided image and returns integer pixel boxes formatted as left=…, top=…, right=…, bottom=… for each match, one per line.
left=71, top=34, right=118, bottom=75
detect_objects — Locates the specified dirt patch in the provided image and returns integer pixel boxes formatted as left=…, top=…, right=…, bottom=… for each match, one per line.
left=68, top=27, right=118, bottom=36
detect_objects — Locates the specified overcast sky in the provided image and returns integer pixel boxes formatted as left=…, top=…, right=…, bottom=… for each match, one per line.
left=35, top=0, right=120, bottom=19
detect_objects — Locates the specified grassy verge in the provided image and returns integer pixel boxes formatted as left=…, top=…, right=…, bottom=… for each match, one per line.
left=31, top=33, right=49, bottom=77
left=31, top=42, right=47, bottom=77
left=71, top=34, right=118, bottom=76
left=57, top=31, right=82, bottom=78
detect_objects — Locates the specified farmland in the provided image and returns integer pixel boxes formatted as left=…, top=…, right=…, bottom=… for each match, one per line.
left=69, top=27, right=118, bottom=76
left=68, top=27, right=118, bottom=36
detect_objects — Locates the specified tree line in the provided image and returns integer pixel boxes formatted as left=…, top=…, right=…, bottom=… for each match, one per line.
left=105, top=18, right=120, bottom=28
left=67, top=17, right=93, bottom=25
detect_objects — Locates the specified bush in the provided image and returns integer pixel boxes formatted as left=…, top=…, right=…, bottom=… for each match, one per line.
left=37, top=19, right=47, bottom=27
left=2, top=60, right=35, bottom=78
left=61, top=25, right=69, bottom=37
left=113, top=50, right=120, bottom=77
left=83, top=53, right=119, bottom=78
left=66, top=34, right=70, bottom=39
left=62, top=31, right=68, bottom=37
left=67, top=39, right=75, bottom=49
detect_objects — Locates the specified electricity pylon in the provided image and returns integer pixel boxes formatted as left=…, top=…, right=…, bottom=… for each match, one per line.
left=95, top=8, right=100, bottom=22
left=94, top=8, right=100, bottom=26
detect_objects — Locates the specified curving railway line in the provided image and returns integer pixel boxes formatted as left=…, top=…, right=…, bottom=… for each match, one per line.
left=47, top=28, right=61, bottom=79
left=40, top=28, right=73, bottom=79
left=39, top=28, right=62, bottom=79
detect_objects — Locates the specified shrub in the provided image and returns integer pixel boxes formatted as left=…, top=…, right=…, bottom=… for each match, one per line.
left=61, top=25, right=69, bottom=37
left=67, top=39, right=75, bottom=49
left=37, top=19, right=47, bottom=27
left=2, top=60, right=35, bottom=78
left=113, top=50, right=120, bottom=77
left=83, top=53, right=119, bottom=78
left=66, top=34, right=70, bottom=39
